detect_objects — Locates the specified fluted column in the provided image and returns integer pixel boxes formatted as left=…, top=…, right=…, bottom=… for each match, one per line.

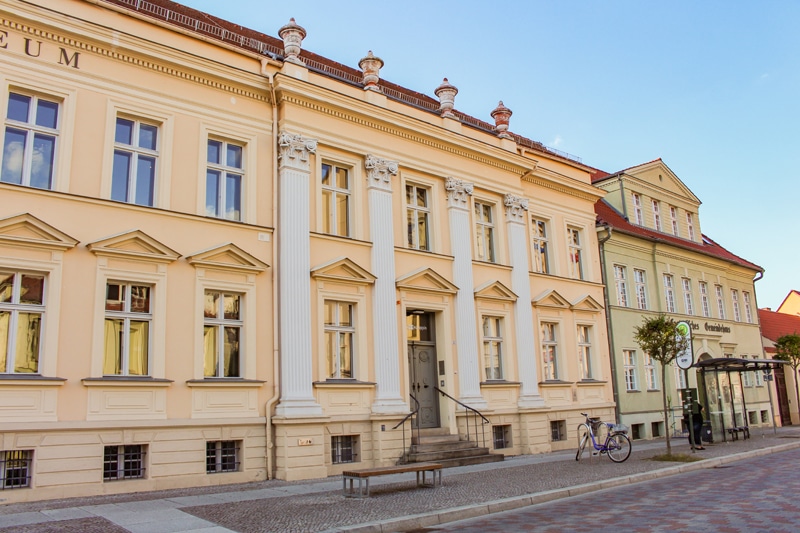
left=275, top=132, right=323, bottom=417
left=367, top=155, right=407, bottom=414
left=446, top=177, right=487, bottom=408
left=505, top=194, right=544, bottom=408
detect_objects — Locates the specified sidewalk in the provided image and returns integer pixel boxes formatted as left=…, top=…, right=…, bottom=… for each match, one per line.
left=2, top=426, right=800, bottom=533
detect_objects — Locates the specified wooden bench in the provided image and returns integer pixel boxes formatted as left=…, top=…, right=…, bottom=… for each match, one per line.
left=726, top=426, right=750, bottom=441
left=342, top=462, right=443, bottom=498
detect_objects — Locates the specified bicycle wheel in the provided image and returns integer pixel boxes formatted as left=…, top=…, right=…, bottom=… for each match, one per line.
left=575, top=424, right=590, bottom=461
left=606, top=433, right=632, bottom=463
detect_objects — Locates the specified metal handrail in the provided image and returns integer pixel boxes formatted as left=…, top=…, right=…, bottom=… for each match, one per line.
left=434, top=386, right=490, bottom=448
left=392, top=394, right=420, bottom=463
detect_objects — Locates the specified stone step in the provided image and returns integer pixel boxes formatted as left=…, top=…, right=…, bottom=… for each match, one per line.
left=411, top=434, right=461, bottom=445
left=411, top=440, right=478, bottom=453
left=406, top=446, right=492, bottom=462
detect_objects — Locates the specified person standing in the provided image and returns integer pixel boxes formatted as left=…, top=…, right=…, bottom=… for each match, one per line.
left=690, top=401, right=705, bottom=450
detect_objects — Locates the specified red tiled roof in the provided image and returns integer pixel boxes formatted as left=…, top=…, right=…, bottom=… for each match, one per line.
left=595, top=199, right=763, bottom=272
left=101, top=0, right=581, bottom=166
left=758, top=308, right=800, bottom=342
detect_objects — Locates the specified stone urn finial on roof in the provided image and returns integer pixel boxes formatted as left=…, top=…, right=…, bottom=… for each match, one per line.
left=278, top=18, right=306, bottom=64
left=491, top=101, right=513, bottom=139
left=358, top=51, right=384, bottom=92
left=435, top=78, right=458, bottom=118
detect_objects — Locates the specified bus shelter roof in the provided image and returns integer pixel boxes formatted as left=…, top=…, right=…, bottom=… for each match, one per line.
left=694, top=357, right=788, bottom=372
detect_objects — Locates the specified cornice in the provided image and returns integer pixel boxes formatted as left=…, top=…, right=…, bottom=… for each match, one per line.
left=523, top=170, right=604, bottom=203
left=618, top=175, right=700, bottom=210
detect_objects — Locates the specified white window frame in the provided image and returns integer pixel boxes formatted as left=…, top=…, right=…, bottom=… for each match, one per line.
left=715, top=285, right=726, bottom=319
left=205, top=138, right=244, bottom=221
left=669, top=206, right=679, bottom=235
left=324, top=300, right=356, bottom=379
left=111, top=115, right=159, bottom=207
left=103, top=444, right=146, bottom=481
left=663, top=274, right=676, bottom=313
left=644, top=353, right=658, bottom=390
left=541, top=322, right=559, bottom=380
left=577, top=325, right=593, bottom=380
left=0, top=271, right=45, bottom=374
left=675, top=363, right=687, bottom=389
left=699, top=281, right=711, bottom=318
left=103, top=281, right=153, bottom=377
left=623, top=349, right=638, bottom=391
left=634, top=269, right=648, bottom=310
left=686, top=212, right=695, bottom=240
left=203, top=290, right=244, bottom=378
left=632, top=193, right=643, bottom=225
left=530, top=216, right=550, bottom=274
left=481, top=316, right=504, bottom=380
left=743, top=291, right=753, bottom=323
left=406, top=182, right=431, bottom=251
left=613, top=265, right=628, bottom=307
left=731, top=289, right=741, bottom=322
left=652, top=199, right=661, bottom=231
left=320, top=161, right=352, bottom=237
left=682, top=278, right=694, bottom=315
left=566, top=227, right=584, bottom=280
left=1, top=90, right=60, bottom=190
left=474, top=200, right=496, bottom=263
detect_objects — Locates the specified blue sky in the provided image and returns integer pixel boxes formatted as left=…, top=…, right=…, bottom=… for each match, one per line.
left=182, top=0, right=799, bottom=310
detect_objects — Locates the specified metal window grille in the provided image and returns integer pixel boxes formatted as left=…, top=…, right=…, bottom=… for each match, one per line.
left=549, top=421, right=566, bottom=442
left=206, top=441, right=240, bottom=473
left=103, top=445, right=145, bottom=481
left=493, top=425, right=512, bottom=448
left=331, top=435, right=357, bottom=464
left=1, top=450, right=32, bottom=489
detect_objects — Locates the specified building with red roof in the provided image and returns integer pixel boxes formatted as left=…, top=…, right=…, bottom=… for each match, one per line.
left=593, top=159, right=772, bottom=441
left=759, top=307, right=800, bottom=424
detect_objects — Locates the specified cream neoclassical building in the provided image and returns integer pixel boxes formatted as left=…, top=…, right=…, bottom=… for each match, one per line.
left=593, top=159, right=771, bottom=442
left=0, top=0, right=614, bottom=502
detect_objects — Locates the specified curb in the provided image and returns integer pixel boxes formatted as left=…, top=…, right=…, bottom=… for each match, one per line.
left=328, top=441, right=800, bottom=533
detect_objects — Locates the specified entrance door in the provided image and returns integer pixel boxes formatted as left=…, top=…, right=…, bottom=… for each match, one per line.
left=407, top=312, right=439, bottom=428
left=775, top=366, right=792, bottom=426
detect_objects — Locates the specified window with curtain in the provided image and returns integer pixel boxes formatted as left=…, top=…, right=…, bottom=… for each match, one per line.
left=203, top=290, right=242, bottom=378
left=0, top=272, right=45, bottom=374
left=104, top=282, right=151, bottom=376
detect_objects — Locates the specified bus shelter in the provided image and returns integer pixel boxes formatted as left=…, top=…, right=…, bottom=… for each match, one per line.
left=694, top=357, right=787, bottom=442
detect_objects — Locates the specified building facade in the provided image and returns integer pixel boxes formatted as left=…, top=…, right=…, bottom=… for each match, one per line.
left=594, top=159, right=771, bottom=441
left=0, top=0, right=614, bottom=501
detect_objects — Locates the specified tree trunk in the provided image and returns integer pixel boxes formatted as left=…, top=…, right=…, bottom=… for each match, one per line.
left=662, top=364, right=671, bottom=455
left=794, top=366, right=800, bottom=423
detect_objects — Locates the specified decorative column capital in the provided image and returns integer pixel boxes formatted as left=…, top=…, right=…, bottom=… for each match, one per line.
left=365, top=154, right=398, bottom=191
left=504, top=194, right=528, bottom=224
left=445, top=177, right=474, bottom=210
left=278, top=131, right=317, bottom=172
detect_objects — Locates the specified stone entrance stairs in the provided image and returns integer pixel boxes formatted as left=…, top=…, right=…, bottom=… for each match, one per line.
left=403, top=427, right=504, bottom=468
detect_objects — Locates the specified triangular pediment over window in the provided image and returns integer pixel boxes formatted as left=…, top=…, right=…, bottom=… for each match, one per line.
left=311, top=257, right=376, bottom=285
left=474, top=280, right=517, bottom=302
left=0, top=213, right=78, bottom=251
left=396, top=267, right=458, bottom=295
left=87, top=230, right=179, bottom=263
left=186, top=243, right=268, bottom=273
left=532, top=289, right=570, bottom=308
left=571, top=294, right=604, bottom=312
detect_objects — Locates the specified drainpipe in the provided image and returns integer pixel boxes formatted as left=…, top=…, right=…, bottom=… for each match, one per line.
left=261, top=58, right=281, bottom=480
left=596, top=223, right=620, bottom=422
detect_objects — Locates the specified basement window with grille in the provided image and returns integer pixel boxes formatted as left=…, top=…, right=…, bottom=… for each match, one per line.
left=331, top=435, right=358, bottom=464
left=493, top=425, right=512, bottom=449
left=1, top=450, right=32, bottom=489
left=103, top=445, right=146, bottom=481
left=550, top=420, right=566, bottom=442
left=207, top=441, right=240, bottom=473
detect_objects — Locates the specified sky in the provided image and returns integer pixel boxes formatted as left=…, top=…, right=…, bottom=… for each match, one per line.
left=181, top=0, right=799, bottom=310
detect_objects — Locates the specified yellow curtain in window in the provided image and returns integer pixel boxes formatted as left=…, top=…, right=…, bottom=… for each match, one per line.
left=104, top=319, right=123, bottom=375
left=128, top=321, right=149, bottom=376
left=204, top=325, right=217, bottom=377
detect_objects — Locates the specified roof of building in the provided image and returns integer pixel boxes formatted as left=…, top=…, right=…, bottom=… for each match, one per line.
left=778, top=290, right=800, bottom=311
left=589, top=158, right=664, bottom=184
left=595, top=199, right=763, bottom=272
left=102, top=0, right=583, bottom=167
left=758, top=308, right=800, bottom=344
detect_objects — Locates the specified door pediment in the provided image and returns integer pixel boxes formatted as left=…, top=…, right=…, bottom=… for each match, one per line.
left=571, top=294, right=604, bottom=312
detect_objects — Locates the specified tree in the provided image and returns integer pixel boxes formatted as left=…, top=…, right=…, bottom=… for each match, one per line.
left=633, top=314, right=689, bottom=456
left=774, top=333, right=800, bottom=420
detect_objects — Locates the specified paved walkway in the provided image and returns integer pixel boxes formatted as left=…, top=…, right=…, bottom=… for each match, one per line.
left=1, top=427, right=799, bottom=533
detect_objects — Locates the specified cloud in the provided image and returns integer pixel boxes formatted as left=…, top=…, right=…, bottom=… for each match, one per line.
left=551, top=135, right=564, bottom=147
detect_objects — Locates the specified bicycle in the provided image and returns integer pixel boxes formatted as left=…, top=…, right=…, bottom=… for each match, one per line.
left=575, top=412, right=632, bottom=463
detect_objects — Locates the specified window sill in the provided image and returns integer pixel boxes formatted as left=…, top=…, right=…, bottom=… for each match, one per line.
left=626, top=389, right=642, bottom=393
left=538, top=380, right=573, bottom=386
left=0, top=374, right=66, bottom=386
left=82, top=377, right=173, bottom=387
left=480, top=380, right=520, bottom=388
left=577, top=379, right=607, bottom=385
left=186, top=379, right=265, bottom=388
left=314, top=380, right=376, bottom=389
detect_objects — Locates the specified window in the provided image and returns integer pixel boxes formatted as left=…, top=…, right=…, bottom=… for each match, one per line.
left=754, top=358, right=764, bottom=386
left=633, top=269, right=648, bottom=310
left=644, top=353, right=658, bottom=390
left=549, top=421, right=566, bottom=442
left=541, top=322, right=559, bottom=380
left=675, top=364, right=687, bottom=389
left=715, top=285, right=726, bottom=319
left=743, top=291, right=753, bottom=323
left=566, top=228, right=583, bottom=280
left=699, top=282, right=711, bottom=318
left=320, top=162, right=350, bottom=236
left=206, top=441, right=240, bottom=473
left=613, top=265, right=628, bottom=307
left=324, top=301, right=354, bottom=379
left=111, top=117, right=158, bottom=206
left=103, top=445, right=146, bottom=481
left=0, top=272, right=44, bottom=374
left=731, top=289, right=741, bottom=322
left=331, top=435, right=358, bottom=464
left=623, top=350, right=638, bottom=391
left=530, top=217, right=550, bottom=274
left=577, top=325, right=593, bottom=379
left=632, top=193, right=643, bottom=225
left=206, top=139, right=243, bottom=221
left=669, top=206, right=678, bottom=235
left=406, top=184, right=430, bottom=251
left=663, top=274, right=676, bottom=313
left=494, top=425, right=512, bottom=448
left=1, top=450, right=32, bottom=489
left=651, top=421, right=663, bottom=438
left=743, top=359, right=754, bottom=387
left=1, top=92, right=59, bottom=189
left=104, top=282, right=151, bottom=376
left=203, top=291, right=242, bottom=378
left=686, top=212, right=695, bottom=240
left=482, top=316, right=503, bottom=380
left=682, top=278, right=694, bottom=315
left=651, top=200, right=661, bottom=231
left=474, top=201, right=496, bottom=262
